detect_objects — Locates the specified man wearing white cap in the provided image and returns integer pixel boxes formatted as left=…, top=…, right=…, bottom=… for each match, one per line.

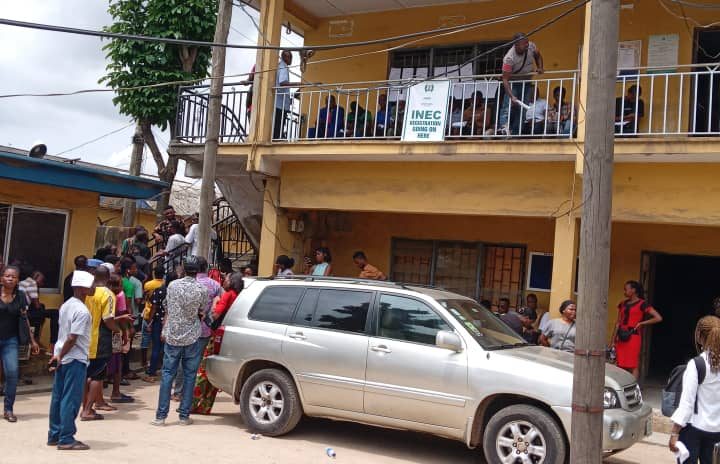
left=47, top=270, right=94, bottom=451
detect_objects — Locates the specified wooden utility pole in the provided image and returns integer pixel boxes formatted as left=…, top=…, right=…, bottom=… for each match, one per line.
left=196, top=0, right=233, bottom=259
left=570, top=0, right=620, bottom=462
left=122, top=122, right=145, bottom=227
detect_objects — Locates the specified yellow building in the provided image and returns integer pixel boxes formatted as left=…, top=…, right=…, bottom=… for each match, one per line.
left=171, top=0, right=720, bottom=382
left=0, top=147, right=167, bottom=343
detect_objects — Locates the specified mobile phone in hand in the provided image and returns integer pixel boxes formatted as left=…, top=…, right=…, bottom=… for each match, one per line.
left=49, top=359, right=58, bottom=371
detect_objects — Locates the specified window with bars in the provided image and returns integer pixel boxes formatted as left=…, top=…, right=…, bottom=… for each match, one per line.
left=390, top=238, right=526, bottom=306
left=389, top=41, right=509, bottom=81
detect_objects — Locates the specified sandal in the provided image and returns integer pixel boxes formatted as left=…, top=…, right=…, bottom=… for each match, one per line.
left=80, top=413, right=104, bottom=421
left=95, top=404, right=118, bottom=411
left=110, top=394, right=135, bottom=403
left=124, top=372, right=140, bottom=380
left=57, top=440, right=90, bottom=450
left=141, top=376, right=157, bottom=383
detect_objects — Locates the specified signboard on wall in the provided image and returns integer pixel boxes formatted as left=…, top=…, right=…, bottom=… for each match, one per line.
left=648, top=34, right=679, bottom=72
left=527, top=252, right=554, bottom=292
left=401, top=80, right=451, bottom=142
left=618, top=40, right=642, bottom=75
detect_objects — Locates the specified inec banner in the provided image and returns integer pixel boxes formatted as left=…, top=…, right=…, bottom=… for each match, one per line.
left=401, top=80, right=451, bottom=142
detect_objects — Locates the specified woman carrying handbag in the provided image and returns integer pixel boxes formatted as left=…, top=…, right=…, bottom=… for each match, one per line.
left=0, top=266, right=40, bottom=422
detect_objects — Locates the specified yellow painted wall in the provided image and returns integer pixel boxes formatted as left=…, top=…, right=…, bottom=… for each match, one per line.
left=0, top=179, right=99, bottom=313
left=302, top=0, right=585, bottom=85
left=611, top=164, right=720, bottom=226
left=299, top=211, right=555, bottom=311
left=294, top=0, right=720, bottom=135
left=280, top=161, right=576, bottom=217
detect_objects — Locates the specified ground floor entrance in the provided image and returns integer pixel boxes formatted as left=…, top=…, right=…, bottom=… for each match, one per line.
left=642, top=252, right=720, bottom=382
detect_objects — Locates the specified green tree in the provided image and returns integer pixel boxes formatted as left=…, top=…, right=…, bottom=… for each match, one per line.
left=101, top=0, right=218, bottom=210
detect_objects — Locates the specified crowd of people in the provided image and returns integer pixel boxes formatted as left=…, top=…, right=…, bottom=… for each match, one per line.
left=272, top=33, right=646, bottom=141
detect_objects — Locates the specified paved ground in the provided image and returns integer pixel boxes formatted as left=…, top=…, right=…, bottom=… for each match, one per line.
left=1, top=381, right=672, bottom=463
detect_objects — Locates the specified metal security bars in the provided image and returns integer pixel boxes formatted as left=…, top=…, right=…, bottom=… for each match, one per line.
left=272, top=71, right=579, bottom=141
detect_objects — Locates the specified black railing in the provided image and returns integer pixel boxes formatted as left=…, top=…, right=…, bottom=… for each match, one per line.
left=176, top=82, right=252, bottom=144
left=150, top=242, right=189, bottom=276
left=213, top=197, right=255, bottom=265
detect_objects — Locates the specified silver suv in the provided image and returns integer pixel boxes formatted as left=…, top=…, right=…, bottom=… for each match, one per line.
left=206, top=277, right=652, bottom=463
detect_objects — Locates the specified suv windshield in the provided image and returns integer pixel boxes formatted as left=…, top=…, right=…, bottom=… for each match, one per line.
left=438, top=299, right=528, bottom=350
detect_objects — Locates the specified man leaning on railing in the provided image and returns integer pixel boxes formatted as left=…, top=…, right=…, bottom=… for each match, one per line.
left=499, top=33, right=544, bottom=136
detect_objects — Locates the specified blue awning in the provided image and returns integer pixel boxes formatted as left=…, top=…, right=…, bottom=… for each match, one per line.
left=0, top=151, right=168, bottom=199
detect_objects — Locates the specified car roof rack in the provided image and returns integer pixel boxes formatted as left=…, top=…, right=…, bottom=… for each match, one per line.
left=253, top=275, right=446, bottom=292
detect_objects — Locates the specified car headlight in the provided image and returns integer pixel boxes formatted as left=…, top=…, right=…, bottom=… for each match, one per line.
left=604, top=388, right=620, bottom=409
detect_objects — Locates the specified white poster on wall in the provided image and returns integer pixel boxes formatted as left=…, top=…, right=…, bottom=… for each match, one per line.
left=402, top=80, right=451, bottom=142
left=618, top=40, right=642, bottom=72
left=648, top=34, right=679, bottom=72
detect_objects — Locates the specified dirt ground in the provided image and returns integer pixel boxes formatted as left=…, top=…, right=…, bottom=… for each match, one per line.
left=1, top=381, right=670, bottom=463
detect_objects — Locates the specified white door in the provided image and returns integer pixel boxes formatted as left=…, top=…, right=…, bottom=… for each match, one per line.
left=364, top=294, right=469, bottom=429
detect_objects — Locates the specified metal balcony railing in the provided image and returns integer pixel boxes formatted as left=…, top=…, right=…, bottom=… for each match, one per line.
left=173, top=65, right=720, bottom=144
left=176, top=82, right=252, bottom=144
left=272, top=71, right=580, bottom=142
left=615, top=64, right=720, bottom=136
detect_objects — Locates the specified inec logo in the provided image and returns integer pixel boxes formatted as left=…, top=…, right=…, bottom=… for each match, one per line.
left=424, top=84, right=434, bottom=92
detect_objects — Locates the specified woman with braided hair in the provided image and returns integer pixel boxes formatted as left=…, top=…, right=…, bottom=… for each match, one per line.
left=669, top=316, right=720, bottom=463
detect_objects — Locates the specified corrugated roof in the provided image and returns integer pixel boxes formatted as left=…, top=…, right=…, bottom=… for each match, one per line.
left=0, top=150, right=168, bottom=200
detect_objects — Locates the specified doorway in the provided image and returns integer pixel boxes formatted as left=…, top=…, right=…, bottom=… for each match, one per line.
left=643, top=252, right=720, bottom=382
left=693, top=28, right=720, bottom=134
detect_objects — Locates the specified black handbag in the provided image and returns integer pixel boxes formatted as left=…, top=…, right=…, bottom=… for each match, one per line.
left=617, top=327, right=634, bottom=342
left=17, top=309, right=31, bottom=346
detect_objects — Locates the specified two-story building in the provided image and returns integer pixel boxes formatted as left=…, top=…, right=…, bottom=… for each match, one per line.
left=170, top=0, right=720, bottom=381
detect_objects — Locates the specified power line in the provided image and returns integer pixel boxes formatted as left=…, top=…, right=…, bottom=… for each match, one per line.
left=668, top=0, right=720, bottom=9
left=0, top=0, right=576, bottom=52
left=0, top=0, right=584, bottom=99
left=55, top=121, right=134, bottom=156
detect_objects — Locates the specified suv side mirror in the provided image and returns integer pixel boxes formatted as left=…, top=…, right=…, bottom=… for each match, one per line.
left=436, top=330, right=463, bottom=352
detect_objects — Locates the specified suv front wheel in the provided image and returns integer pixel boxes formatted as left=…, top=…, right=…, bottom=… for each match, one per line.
left=240, top=368, right=303, bottom=436
left=483, top=404, right=567, bottom=464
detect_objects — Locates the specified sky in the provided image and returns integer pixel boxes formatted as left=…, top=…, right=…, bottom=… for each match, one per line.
left=0, top=0, right=302, bottom=181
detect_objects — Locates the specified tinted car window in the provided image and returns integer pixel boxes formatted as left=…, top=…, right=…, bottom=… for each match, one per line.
left=293, top=288, right=319, bottom=326
left=378, top=294, right=451, bottom=345
left=249, top=286, right=305, bottom=324
left=310, top=289, right=372, bottom=334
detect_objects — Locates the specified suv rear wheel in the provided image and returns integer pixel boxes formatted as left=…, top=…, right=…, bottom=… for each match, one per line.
left=240, top=368, right=303, bottom=436
left=483, top=404, right=567, bottom=464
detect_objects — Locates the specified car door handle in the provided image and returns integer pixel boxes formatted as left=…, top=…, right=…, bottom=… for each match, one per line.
left=288, top=332, right=306, bottom=340
left=371, top=345, right=392, bottom=354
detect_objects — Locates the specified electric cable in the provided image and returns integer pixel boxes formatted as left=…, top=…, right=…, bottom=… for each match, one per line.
left=0, top=0, right=585, bottom=99
left=0, top=0, right=577, bottom=52
left=55, top=121, right=135, bottom=156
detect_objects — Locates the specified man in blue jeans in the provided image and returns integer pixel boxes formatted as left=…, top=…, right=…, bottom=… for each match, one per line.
left=48, top=270, right=94, bottom=450
left=152, top=256, right=207, bottom=426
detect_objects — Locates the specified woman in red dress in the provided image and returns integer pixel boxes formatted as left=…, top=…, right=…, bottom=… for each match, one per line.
left=191, top=272, right=244, bottom=414
left=613, top=280, right=663, bottom=379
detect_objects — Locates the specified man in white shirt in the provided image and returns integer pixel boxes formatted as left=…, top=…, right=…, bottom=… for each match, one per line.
left=47, top=270, right=94, bottom=451
left=185, top=214, right=217, bottom=258
left=274, top=50, right=293, bottom=140
left=524, top=87, right=548, bottom=135
left=160, top=220, right=186, bottom=270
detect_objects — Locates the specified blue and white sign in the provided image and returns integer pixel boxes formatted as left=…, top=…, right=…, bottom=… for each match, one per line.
left=401, top=80, right=451, bottom=142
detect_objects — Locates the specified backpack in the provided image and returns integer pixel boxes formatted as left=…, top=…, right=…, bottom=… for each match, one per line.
left=661, top=356, right=706, bottom=417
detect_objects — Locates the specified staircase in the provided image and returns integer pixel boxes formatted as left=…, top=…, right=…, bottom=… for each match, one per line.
left=151, top=198, right=257, bottom=274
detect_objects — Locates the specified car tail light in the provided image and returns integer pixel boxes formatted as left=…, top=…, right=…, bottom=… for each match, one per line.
left=212, top=326, right=225, bottom=355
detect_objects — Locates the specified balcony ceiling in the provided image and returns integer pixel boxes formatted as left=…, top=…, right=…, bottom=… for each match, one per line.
left=293, top=0, right=493, bottom=18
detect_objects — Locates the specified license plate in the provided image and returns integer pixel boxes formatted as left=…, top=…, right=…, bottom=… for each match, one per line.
left=645, top=418, right=653, bottom=437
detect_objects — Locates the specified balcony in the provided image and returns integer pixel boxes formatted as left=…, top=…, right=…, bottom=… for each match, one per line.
left=174, top=66, right=720, bottom=152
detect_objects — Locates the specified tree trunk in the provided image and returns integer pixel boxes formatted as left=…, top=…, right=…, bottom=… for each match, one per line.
left=122, top=122, right=145, bottom=228
left=140, top=121, right=175, bottom=219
